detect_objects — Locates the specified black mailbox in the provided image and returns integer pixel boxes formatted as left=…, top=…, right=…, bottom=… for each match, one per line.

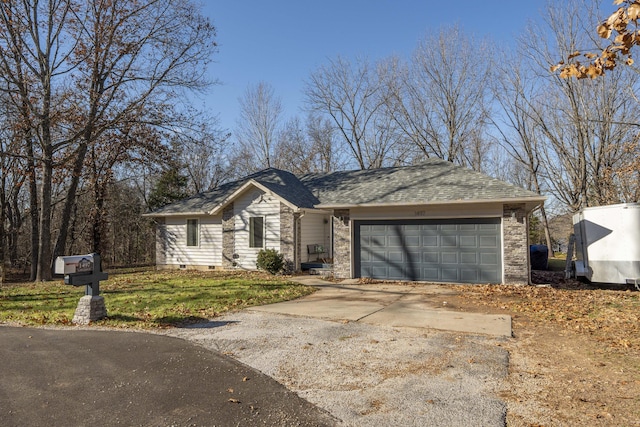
left=54, top=253, right=108, bottom=296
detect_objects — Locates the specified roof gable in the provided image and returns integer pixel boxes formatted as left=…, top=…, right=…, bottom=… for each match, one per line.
left=147, top=168, right=318, bottom=216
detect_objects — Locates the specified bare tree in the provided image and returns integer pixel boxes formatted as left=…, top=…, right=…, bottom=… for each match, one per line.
left=0, top=0, right=78, bottom=280
left=272, top=117, right=315, bottom=174
left=523, top=0, right=640, bottom=211
left=305, top=56, right=397, bottom=169
left=492, top=51, right=553, bottom=249
left=388, top=25, right=493, bottom=170
left=270, top=114, right=347, bottom=175
left=306, top=114, right=343, bottom=173
left=235, top=81, right=283, bottom=170
left=171, top=113, right=231, bottom=193
left=0, top=0, right=217, bottom=279
left=180, top=133, right=232, bottom=193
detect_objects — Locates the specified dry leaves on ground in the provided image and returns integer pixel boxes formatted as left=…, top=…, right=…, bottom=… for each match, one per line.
left=451, top=272, right=640, bottom=353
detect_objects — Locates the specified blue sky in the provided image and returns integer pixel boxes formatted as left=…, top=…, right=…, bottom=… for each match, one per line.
left=200, top=1, right=551, bottom=134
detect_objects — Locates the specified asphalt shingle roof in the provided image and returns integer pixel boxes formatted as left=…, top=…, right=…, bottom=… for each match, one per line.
left=149, top=168, right=318, bottom=215
left=148, top=159, right=543, bottom=216
left=300, top=158, right=542, bottom=206
left=251, top=168, right=319, bottom=209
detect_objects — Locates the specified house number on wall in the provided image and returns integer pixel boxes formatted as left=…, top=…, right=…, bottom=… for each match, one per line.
left=414, top=210, right=426, bottom=216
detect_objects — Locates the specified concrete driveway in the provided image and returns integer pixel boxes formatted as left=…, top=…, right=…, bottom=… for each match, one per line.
left=250, top=276, right=512, bottom=337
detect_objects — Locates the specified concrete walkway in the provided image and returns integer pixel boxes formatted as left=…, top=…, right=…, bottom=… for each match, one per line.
left=250, top=276, right=512, bottom=337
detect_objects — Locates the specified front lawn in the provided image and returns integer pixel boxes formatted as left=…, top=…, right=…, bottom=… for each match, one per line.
left=0, top=269, right=314, bottom=328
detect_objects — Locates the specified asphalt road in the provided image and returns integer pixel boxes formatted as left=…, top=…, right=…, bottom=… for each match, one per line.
left=0, top=326, right=336, bottom=426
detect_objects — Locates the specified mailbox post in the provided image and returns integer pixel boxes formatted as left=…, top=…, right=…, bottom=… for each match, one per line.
left=54, top=253, right=108, bottom=324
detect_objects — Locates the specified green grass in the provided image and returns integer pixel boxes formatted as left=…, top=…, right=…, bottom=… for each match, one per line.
left=0, top=269, right=315, bottom=328
left=547, top=257, right=568, bottom=271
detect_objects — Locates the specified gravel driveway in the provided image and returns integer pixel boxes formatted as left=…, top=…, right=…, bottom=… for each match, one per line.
left=165, top=309, right=510, bottom=426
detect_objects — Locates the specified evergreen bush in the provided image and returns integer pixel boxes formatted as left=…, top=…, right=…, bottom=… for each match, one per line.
left=256, top=248, right=284, bottom=275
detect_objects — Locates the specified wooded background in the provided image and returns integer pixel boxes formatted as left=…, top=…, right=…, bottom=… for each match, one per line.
left=0, top=0, right=637, bottom=281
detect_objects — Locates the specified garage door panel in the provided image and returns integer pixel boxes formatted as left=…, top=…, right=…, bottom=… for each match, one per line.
left=460, top=252, right=478, bottom=264
left=404, top=235, right=421, bottom=247
left=441, top=252, right=458, bottom=264
left=421, top=224, right=438, bottom=232
left=371, top=266, right=389, bottom=277
left=441, top=235, right=458, bottom=248
left=461, top=269, right=479, bottom=282
left=441, top=268, right=459, bottom=281
left=479, top=235, right=498, bottom=248
left=370, top=237, right=385, bottom=247
left=356, top=218, right=501, bottom=284
left=480, top=269, right=500, bottom=283
left=405, top=250, right=422, bottom=263
left=423, top=252, right=439, bottom=263
left=479, top=223, right=499, bottom=231
left=459, top=223, right=477, bottom=231
left=460, top=235, right=477, bottom=247
left=422, top=236, right=438, bottom=247
left=387, top=235, right=403, bottom=247
left=360, top=263, right=373, bottom=277
left=480, top=252, right=499, bottom=265
left=386, top=263, right=405, bottom=278
left=421, top=268, right=440, bottom=281
left=388, top=251, right=404, bottom=262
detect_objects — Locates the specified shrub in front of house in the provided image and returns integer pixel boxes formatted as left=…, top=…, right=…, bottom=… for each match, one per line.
left=256, top=249, right=285, bottom=275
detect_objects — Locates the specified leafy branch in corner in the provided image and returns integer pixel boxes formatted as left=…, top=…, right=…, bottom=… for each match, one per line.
left=552, top=0, right=640, bottom=78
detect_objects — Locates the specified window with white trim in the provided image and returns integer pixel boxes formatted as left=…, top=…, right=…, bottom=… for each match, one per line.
left=186, top=219, right=199, bottom=247
left=249, top=216, right=264, bottom=248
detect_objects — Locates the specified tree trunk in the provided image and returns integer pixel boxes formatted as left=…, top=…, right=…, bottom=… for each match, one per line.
left=539, top=204, right=553, bottom=253
left=91, top=174, right=109, bottom=255
left=52, top=142, right=88, bottom=262
left=0, top=169, right=6, bottom=285
left=36, top=145, right=53, bottom=282
left=26, top=141, right=39, bottom=281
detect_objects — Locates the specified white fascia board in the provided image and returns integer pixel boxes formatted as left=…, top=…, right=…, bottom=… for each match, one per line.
left=299, top=208, right=332, bottom=214
left=315, top=196, right=547, bottom=212
left=142, top=211, right=208, bottom=217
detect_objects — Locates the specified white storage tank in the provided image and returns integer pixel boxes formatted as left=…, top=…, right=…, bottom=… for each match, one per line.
left=573, top=203, right=640, bottom=284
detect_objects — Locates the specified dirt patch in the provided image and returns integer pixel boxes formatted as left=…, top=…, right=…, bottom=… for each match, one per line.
left=419, top=271, right=640, bottom=426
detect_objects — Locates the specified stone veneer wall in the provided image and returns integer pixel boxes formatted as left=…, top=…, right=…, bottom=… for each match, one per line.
left=279, top=203, right=298, bottom=272
left=332, top=209, right=351, bottom=278
left=503, top=203, right=530, bottom=285
left=222, top=203, right=235, bottom=268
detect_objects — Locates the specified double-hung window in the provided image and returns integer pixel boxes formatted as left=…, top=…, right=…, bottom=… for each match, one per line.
left=249, top=216, right=264, bottom=248
left=186, top=219, right=199, bottom=247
